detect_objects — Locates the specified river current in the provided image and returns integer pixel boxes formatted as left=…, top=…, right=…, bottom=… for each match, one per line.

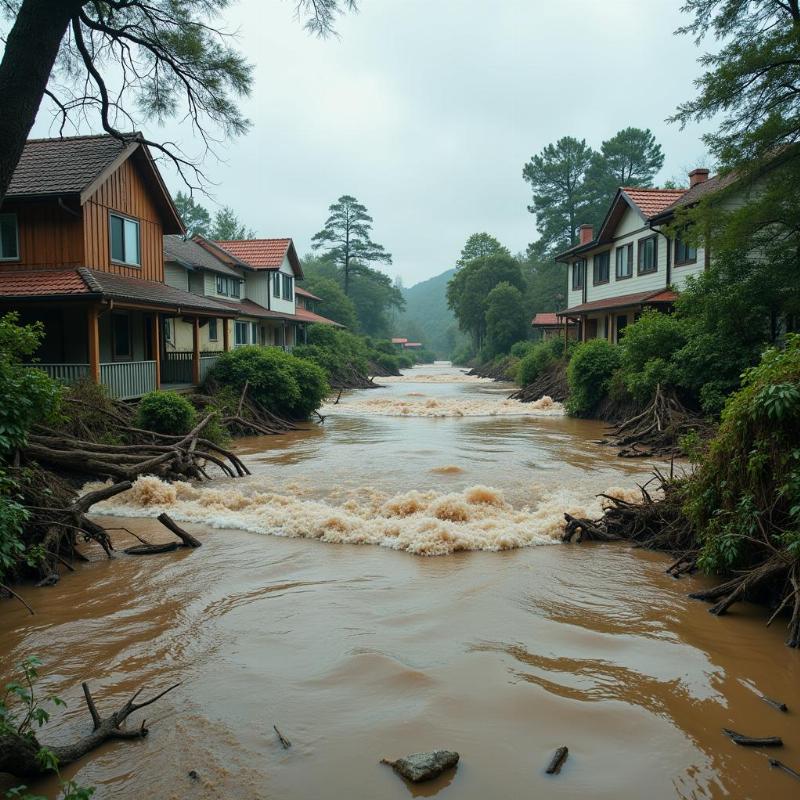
left=1, top=363, right=797, bottom=798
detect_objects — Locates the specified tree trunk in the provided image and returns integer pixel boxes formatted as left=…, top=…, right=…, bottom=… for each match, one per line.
left=0, top=0, right=86, bottom=204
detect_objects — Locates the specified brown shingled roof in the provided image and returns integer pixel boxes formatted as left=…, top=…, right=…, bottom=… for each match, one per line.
left=648, top=172, right=739, bottom=222
left=563, top=289, right=677, bottom=316
left=0, top=269, right=91, bottom=297
left=6, top=134, right=129, bottom=197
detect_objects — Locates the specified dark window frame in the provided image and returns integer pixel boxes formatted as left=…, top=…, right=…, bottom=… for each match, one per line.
left=637, top=235, right=658, bottom=275
left=111, top=311, right=132, bottom=361
left=273, top=272, right=281, bottom=297
left=615, top=242, right=633, bottom=280
left=234, top=320, right=248, bottom=346
left=282, top=273, right=293, bottom=301
left=216, top=275, right=227, bottom=296
left=592, top=250, right=610, bottom=285
left=208, top=318, right=219, bottom=341
left=0, top=212, right=20, bottom=261
left=674, top=231, right=698, bottom=267
left=571, top=259, right=585, bottom=291
left=615, top=314, right=628, bottom=344
left=108, top=212, right=141, bottom=267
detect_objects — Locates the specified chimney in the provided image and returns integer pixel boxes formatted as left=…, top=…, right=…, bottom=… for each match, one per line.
left=579, top=224, right=593, bottom=244
left=688, top=168, right=710, bottom=188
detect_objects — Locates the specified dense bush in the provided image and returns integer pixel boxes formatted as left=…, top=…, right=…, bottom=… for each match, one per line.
left=516, top=337, right=571, bottom=387
left=211, top=346, right=329, bottom=419
left=135, top=390, right=197, bottom=435
left=618, top=310, right=688, bottom=403
left=510, top=340, right=535, bottom=359
left=566, top=339, right=622, bottom=417
left=686, top=335, right=800, bottom=573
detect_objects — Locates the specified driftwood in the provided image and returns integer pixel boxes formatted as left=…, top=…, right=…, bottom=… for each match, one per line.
left=770, top=759, right=800, bottom=781
left=0, top=680, right=179, bottom=779
left=723, top=728, right=783, bottom=747
left=509, top=361, right=569, bottom=404
left=545, top=746, right=569, bottom=775
left=123, top=513, right=202, bottom=556
left=761, top=695, right=788, bottom=713
left=274, top=725, right=292, bottom=749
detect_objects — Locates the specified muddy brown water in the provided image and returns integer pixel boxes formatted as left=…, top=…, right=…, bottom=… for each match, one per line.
left=1, top=364, right=798, bottom=799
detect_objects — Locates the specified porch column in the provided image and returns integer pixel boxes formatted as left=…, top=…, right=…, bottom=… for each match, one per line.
left=152, top=314, right=161, bottom=389
left=87, top=304, right=100, bottom=384
left=223, top=318, right=230, bottom=351
left=192, top=317, right=201, bottom=385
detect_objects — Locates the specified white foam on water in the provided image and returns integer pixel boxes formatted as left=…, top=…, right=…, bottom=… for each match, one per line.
left=88, top=476, right=611, bottom=556
left=322, top=394, right=563, bottom=418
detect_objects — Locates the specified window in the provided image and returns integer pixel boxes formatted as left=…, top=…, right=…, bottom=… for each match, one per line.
left=638, top=235, right=658, bottom=274
left=163, top=317, right=173, bottom=344
left=273, top=272, right=281, bottom=297
left=109, top=213, right=140, bottom=266
left=208, top=319, right=218, bottom=341
left=615, top=314, right=628, bottom=343
left=282, top=274, right=293, bottom=300
left=674, top=232, right=698, bottom=266
left=112, top=312, right=131, bottom=360
left=616, top=243, right=633, bottom=279
left=234, top=321, right=248, bottom=346
left=216, top=275, right=227, bottom=296
left=572, top=259, right=585, bottom=290
left=593, top=251, right=610, bottom=285
left=216, top=276, right=241, bottom=297
left=231, top=279, right=241, bottom=298
left=0, top=213, right=19, bottom=260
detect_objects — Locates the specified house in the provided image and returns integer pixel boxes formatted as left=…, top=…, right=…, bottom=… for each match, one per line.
left=531, top=312, right=577, bottom=341
left=391, top=337, right=408, bottom=350
left=0, top=134, right=236, bottom=399
left=556, top=169, right=715, bottom=342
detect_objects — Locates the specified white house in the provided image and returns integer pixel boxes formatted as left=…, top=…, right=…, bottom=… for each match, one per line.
left=556, top=169, right=714, bottom=342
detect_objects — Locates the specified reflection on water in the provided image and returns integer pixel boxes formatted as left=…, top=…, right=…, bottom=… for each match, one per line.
left=1, top=364, right=798, bottom=799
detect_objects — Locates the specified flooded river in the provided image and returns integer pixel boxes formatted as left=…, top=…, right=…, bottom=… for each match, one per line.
left=1, top=364, right=798, bottom=799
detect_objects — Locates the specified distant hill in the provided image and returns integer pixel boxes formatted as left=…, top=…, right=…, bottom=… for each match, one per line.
left=394, top=269, right=463, bottom=358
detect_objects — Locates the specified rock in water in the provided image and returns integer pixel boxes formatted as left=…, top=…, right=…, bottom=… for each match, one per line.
left=382, top=750, right=460, bottom=782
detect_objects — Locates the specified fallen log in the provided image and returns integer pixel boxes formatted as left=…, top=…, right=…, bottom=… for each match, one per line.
left=274, top=725, right=292, bottom=749
left=761, top=695, right=789, bottom=713
left=545, top=746, right=569, bottom=775
left=769, top=759, right=800, bottom=781
left=723, top=728, right=783, bottom=747
left=124, top=542, right=180, bottom=555
left=0, top=680, right=180, bottom=779
left=157, top=513, right=202, bottom=547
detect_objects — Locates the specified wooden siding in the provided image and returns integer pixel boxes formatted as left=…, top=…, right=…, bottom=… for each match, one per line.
left=0, top=199, right=84, bottom=270
left=83, top=158, right=164, bottom=281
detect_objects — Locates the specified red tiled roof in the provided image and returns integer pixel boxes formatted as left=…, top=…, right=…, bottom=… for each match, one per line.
left=563, top=289, right=677, bottom=316
left=295, top=286, right=322, bottom=301
left=391, top=337, right=408, bottom=344
left=648, top=172, right=739, bottom=221
left=294, top=306, right=343, bottom=327
left=531, top=312, right=561, bottom=327
left=215, top=239, right=291, bottom=269
left=621, top=188, right=687, bottom=219
left=0, top=269, right=91, bottom=296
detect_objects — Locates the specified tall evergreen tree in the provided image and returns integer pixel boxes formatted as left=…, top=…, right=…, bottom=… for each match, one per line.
left=174, top=192, right=211, bottom=238
left=456, top=233, right=510, bottom=268
left=210, top=206, right=255, bottom=240
left=311, top=195, right=392, bottom=295
left=522, top=137, right=595, bottom=257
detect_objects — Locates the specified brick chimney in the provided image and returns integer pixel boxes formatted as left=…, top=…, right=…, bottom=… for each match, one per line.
left=689, top=168, right=710, bottom=188
left=579, top=224, right=593, bottom=244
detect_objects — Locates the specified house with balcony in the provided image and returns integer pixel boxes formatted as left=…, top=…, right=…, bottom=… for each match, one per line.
left=555, top=169, right=722, bottom=342
left=163, top=235, right=342, bottom=354
left=0, top=134, right=235, bottom=399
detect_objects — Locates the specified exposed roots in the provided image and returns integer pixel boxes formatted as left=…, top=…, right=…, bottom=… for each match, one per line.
left=509, top=361, right=569, bottom=403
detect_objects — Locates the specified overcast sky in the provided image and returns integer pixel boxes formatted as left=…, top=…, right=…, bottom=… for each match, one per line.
left=33, top=0, right=715, bottom=286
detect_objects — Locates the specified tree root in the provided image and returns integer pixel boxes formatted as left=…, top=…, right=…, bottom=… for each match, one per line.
left=0, top=681, right=180, bottom=778
left=509, top=361, right=569, bottom=403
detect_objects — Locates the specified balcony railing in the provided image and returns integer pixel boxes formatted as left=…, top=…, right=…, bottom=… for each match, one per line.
left=199, top=354, right=220, bottom=383
left=100, top=361, right=157, bottom=400
left=32, top=363, right=90, bottom=384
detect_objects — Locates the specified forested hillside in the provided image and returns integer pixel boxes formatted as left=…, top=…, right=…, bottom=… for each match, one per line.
left=393, top=269, right=464, bottom=358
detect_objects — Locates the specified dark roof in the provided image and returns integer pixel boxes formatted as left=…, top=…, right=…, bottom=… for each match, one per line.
left=214, top=296, right=331, bottom=325
left=163, top=235, right=242, bottom=278
left=295, top=286, right=322, bottom=301
left=648, top=172, right=739, bottom=223
left=6, top=134, right=128, bottom=198
left=562, top=289, right=677, bottom=316
left=82, top=268, right=234, bottom=313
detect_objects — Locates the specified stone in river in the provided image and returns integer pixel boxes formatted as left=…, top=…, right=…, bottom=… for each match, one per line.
left=382, top=750, right=460, bottom=782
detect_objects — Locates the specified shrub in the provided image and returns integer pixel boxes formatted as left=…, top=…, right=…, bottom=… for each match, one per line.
left=516, top=337, right=570, bottom=387
left=135, top=391, right=197, bottom=435
left=211, top=346, right=329, bottom=419
left=566, top=339, right=622, bottom=417
left=685, top=334, right=800, bottom=572
left=373, top=352, right=401, bottom=374
left=510, top=340, right=535, bottom=359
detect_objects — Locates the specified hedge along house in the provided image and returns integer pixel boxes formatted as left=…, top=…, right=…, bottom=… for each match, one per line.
left=555, top=172, right=713, bottom=342
left=0, top=134, right=235, bottom=399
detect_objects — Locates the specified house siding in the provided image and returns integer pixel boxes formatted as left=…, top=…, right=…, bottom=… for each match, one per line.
left=164, top=262, right=189, bottom=291
left=82, top=158, right=164, bottom=282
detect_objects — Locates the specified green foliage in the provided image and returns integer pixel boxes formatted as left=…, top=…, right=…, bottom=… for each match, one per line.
left=301, top=276, right=358, bottom=329
left=0, top=471, right=29, bottom=584
left=209, top=206, right=254, bottom=240
left=456, top=233, right=510, bottom=268
left=516, top=337, right=570, bottom=387
left=566, top=339, right=622, bottom=417
left=618, top=310, right=688, bottom=403
left=173, top=192, right=211, bottom=237
left=211, top=346, right=329, bottom=420
left=0, top=314, right=61, bottom=458
left=685, top=335, right=800, bottom=572
left=484, top=282, right=528, bottom=357
left=1, top=657, right=95, bottom=800
left=135, top=391, right=197, bottom=435
left=446, top=253, right=525, bottom=350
